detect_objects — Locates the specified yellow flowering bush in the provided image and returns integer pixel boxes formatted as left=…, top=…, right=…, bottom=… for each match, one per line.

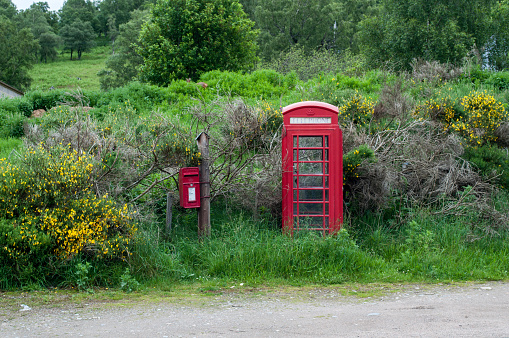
left=338, top=94, right=375, bottom=126
left=414, top=98, right=456, bottom=129
left=451, top=91, right=509, bottom=145
left=343, top=145, right=376, bottom=182
left=0, top=145, right=137, bottom=268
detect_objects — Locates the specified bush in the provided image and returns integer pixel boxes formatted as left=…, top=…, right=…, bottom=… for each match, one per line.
left=463, top=144, right=509, bottom=190
left=0, top=97, right=33, bottom=117
left=199, top=69, right=299, bottom=99
left=0, top=111, right=25, bottom=138
left=338, top=93, right=375, bottom=126
left=452, top=91, right=508, bottom=145
left=0, top=145, right=137, bottom=279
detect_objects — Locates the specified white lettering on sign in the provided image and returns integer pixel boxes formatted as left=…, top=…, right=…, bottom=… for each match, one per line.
left=188, top=187, right=196, bottom=202
left=290, top=117, right=331, bottom=124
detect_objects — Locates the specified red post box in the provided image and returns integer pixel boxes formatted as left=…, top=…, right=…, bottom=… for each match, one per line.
left=282, top=101, right=343, bottom=235
left=179, top=167, right=201, bottom=208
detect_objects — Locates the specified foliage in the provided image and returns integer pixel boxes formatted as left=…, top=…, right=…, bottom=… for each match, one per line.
left=59, top=0, right=99, bottom=32
left=199, top=69, right=299, bottom=99
left=119, top=267, right=140, bottom=292
left=357, top=0, right=487, bottom=70
left=98, top=9, right=149, bottom=90
left=254, top=0, right=343, bottom=60
left=73, top=262, right=92, bottom=291
left=0, top=111, right=25, bottom=138
left=137, top=0, right=258, bottom=85
left=463, top=144, right=509, bottom=190
left=414, top=97, right=456, bottom=129
left=260, top=47, right=367, bottom=81
left=0, top=15, right=39, bottom=90
left=343, top=145, right=376, bottom=182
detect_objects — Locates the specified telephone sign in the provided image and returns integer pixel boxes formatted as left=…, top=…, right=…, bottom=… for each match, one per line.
left=282, top=101, right=343, bottom=235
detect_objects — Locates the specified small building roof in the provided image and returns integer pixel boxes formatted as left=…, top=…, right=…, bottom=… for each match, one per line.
left=0, top=80, right=24, bottom=97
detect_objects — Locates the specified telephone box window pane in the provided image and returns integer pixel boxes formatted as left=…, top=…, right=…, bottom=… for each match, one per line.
left=324, top=163, right=329, bottom=174
left=299, top=162, right=323, bottom=174
left=325, top=203, right=329, bottom=215
left=293, top=190, right=298, bottom=201
left=299, top=149, right=322, bottom=161
left=299, top=176, right=323, bottom=187
left=293, top=136, right=298, bottom=147
left=324, top=176, right=329, bottom=188
left=298, top=216, right=323, bottom=229
left=299, top=190, right=323, bottom=201
left=293, top=150, right=298, bottom=161
left=299, top=136, right=322, bottom=148
left=324, top=150, right=329, bottom=161
left=293, top=203, right=298, bottom=215
left=293, top=176, right=298, bottom=188
left=325, top=190, right=329, bottom=201
left=299, top=203, right=323, bottom=214
left=324, top=136, right=329, bottom=147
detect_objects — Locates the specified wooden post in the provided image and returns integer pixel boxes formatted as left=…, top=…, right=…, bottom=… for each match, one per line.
left=166, top=192, right=172, bottom=235
left=196, top=132, right=211, bottom=238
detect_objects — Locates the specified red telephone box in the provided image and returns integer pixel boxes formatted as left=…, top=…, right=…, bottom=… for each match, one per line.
left=179, top=167, right=201, bottom=208
left=282, top=101, right=343, bottom=235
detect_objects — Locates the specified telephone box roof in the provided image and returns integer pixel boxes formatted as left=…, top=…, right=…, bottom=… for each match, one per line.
left=282, top=101, right=338, bottom=115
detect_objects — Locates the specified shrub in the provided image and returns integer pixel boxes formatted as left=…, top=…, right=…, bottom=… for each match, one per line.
left=338, top=93, right=375, bottom=126
left=452, top=91, right=508, bottom=145
left=0, top=112, right=25, bottom=138
left=0, top=97, right=33, bottom=117
left=414, top=97, right=457, bottom=128
left=463, top=144, right=509, bottom=190
left=0, top=145, right=137, bottom=270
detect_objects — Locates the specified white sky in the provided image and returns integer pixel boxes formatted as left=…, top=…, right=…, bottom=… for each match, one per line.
left=11, top=0, right=65, bottom=12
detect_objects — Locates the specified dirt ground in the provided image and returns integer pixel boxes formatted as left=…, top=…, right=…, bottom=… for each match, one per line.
left=1, top=281, right=509, bottom=337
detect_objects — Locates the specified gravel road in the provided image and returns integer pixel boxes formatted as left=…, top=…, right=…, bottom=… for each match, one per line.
left=1, top=282, right=509, bottom=337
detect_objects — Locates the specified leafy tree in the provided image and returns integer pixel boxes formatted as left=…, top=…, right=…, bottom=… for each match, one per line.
left=357, top=0, right=496, bottom=70
left=98, top=9, right=149, bottom=89
left=59, top=0, right=99, bottom=33
left=137, top=0, right=259, bottom=85
left=489, top=0, right=509, bottom=70
left=19, top=3, right=60, bottom=63
left=0, top=15, right=39, bottom=90
left=254, top=0, right=343, bottom=60
left=97, top=0, right=147, bottom=35
left=60, top=18, right=96, bottom=60
left=0, top=0, right=17, bottom=18
left=107, top=15, right=119, bottom=54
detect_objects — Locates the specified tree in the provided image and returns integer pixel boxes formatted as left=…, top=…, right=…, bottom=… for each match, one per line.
left=254, top=0, right=344, bottom=60
left=98, top=9, right=149, bottom=89
left=0, top=15, right=39, bottom=90
left=137, top=0, right=259, bottom=85
left=59, top=0, right=99, bottom=34
left=489, top=0, right=509, bottom=70
left=60, top=18, right=96, bottom=60
left=357, top=0, right=496, bottom=70
left=19, top=3, right=60, bottom=63
left=97, top=0, right=146, bottom=36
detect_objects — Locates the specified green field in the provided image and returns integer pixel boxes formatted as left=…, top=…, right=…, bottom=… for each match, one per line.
left=29, top=46, right=110, bottom=91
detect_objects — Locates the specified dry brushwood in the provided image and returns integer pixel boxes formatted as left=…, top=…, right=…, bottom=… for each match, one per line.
left=186, top=96, right=283, bottom=215
left=495, top=122, right=509, bottom=148
left=410, top=59, right=463, bottom=83
left=346, top=119, right=492, bottom=212
left=373, top=80, right=413, bottom=121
